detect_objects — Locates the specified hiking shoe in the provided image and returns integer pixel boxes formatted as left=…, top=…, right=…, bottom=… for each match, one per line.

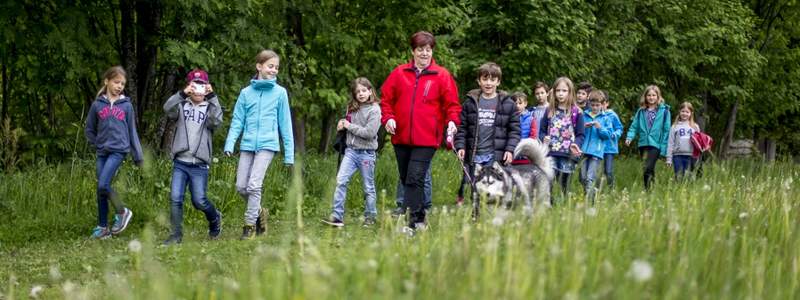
left=390, top=207, right=406, bottom=217
left=163, top=234, right=182, bottom=245
left=413, top=222, right=428, bottom=231
left=455, top=196, right=464, bottom=206
left=255, top=207, right=268, bottom=236
left=240, top=225, right=256, bottom=240
left=209, top=210, right=222, bottom=240
left=90, top=226, right=111, bottom=240
left=111, top=208, right=133, bottom=234
left=362, top=217, right=376, bottom=227
left=321, top=217, right=344, bottom=228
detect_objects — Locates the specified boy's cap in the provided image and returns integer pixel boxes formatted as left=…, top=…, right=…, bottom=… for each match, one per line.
left=187, top=69, right=209, bottom=84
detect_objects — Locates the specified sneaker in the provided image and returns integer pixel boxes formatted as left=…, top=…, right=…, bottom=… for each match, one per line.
left=362, top=217, right=376, bottom=227
left=209, top=210, right=222, bottom=240
left=90, top=226, right=111, bottom=240
left=163, top=234, right=182, bottom=245
left=401, top=226, right=415, bottom=237
left=455, top=196, right=464, bottom=206
left=255, top=207, right=268, bottom=236
left=240, top=225, right=256, bottom=240
left=413, top=222, right=428, bottom=231
left=390, top=207, right=406, bottom=217
left=321, top=217, right=344, bottom=228
left=110, top=208, right=133, bottom=234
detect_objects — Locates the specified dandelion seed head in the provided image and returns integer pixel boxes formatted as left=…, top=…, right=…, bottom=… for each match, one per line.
left=739, top=212, right=749, bottom=219
left=586, top=207, right=597, bottom=217
left=628, top=259, right=653, bottom=282
left=49, top=265, right=62, bottom=281
left=29, top=285, right=44, bottom=298
left=62, top=281, right=76, bottom=293
left=128, top=239, right=142, bottom=253
left=212, top=157, right=219, bottom=163
left=703, top=184, right=711, bottom=191
left=669, top=222, right=681, bottom=233
left=224, top=278, right=240, bottom=291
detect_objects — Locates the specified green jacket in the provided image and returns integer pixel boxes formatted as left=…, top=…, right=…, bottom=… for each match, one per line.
left=626, top=103, right=671, bottom=157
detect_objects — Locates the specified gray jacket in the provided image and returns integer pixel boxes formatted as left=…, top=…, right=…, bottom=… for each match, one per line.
left=345, top=103, right=381, bottom=150
left=666, top=121, right=697, bottom=163
left=164, top=91, right=223, bottom=165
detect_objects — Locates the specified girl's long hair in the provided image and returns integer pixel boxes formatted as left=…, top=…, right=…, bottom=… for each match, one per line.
left=674, top=101, right=699, bottom=130
left=348, top=77, right=378, bottom=112
left=547, top=77, right=578, bottom=118
left=639, top=85, right=664, bottom=108
left=96, top=66, right=126, bottom=98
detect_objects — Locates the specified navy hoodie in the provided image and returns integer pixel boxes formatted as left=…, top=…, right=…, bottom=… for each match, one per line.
left=85, top=95, right=144, bottom=163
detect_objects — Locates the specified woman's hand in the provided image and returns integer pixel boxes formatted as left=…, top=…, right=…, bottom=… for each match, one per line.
left=503, top=151, right=513, bottom=165
left=457, top=149, right=465, bottom=161
left=385, top=119, right=396, bottom=135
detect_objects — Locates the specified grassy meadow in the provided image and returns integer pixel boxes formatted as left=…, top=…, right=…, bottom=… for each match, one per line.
left=0, top=149, right=798, bottom=299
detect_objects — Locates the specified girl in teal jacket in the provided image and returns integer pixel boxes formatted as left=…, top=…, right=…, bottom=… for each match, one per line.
left=625, top=85, right=671, bottom=191
left=224, top=49, right=294, bottom=240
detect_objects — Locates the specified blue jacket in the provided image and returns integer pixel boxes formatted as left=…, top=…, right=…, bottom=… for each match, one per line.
left=519, top=108, right=534, bottom=138
left=224, top=78, right=294, bottom=164
left=626, top=103, right=671, bottom=157
left=581, top=111, right=612, bottom=159
left=85, top=96, right=144, bottom=163
left=603, top=109, right=624, bottom=154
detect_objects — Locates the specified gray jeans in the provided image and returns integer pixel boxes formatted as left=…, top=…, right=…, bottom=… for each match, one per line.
left=236, top=150, right=275, bottom=225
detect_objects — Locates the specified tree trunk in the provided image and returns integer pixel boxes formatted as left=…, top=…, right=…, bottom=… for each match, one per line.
left=719, top=98, right=739, bottom=158
left=318, top=113, right=335, bottom=153
left=134, top=0, right=162, bottom=129
left=120, top=0, right=137, bottom=105
left=763, top=138, right=777, bottom=161
left=696, top=91, right=709, bottom=131
left=1, top=53, right=8, bottom=123
left=292, top=111, right=306, bottom=154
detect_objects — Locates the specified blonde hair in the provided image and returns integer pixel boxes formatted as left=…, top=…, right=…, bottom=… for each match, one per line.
left=96, top=66, right=126, bottom=98
left=547, top=77, right=578, bottom=118
left=674, top=101, right=699, bottom=130
left=348, top=77, right=379, bottom=112
left=256, top=49, right=280, bottom=64
left=639, top=85, right=664, bottom=108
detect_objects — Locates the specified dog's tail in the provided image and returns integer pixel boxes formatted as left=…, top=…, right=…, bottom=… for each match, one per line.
left=514, top=138, right=554, bottom=180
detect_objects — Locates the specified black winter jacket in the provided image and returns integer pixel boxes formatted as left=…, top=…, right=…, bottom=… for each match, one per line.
left=454, top=89, right=521, bottom=164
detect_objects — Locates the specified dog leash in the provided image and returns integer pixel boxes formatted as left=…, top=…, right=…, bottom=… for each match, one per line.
left=446, top=134, right=475, bottom=186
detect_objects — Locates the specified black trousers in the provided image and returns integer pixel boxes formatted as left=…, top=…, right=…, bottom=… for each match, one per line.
left=640, top=146, right=660, bottom=190
left=394, top=145, right=436, bottom=226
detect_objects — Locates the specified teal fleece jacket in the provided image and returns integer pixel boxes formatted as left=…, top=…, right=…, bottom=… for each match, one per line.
left=224, top=78, right=294, bottom=164
left=626, top=103, right=671, bottom=157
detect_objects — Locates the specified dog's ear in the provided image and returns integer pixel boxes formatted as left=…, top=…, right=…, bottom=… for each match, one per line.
left=475, top=164, right=483, bottom=174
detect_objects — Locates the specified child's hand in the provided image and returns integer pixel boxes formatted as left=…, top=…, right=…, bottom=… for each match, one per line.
left=342, top=120, right=351, bottom=129
left=385, top=119, right=396, bottom=135
left=569, top=144, right=582, bottom=157
left=625, top=139, right=632, bottom=146
left=543, top=136, right=551, bottom=144
left=503, top=151, right=513, bottom=165
left=337, top=119, right=346, bottom=131
left=666, top=159, right=672, bottom=166
left=205, top=84, right=213, bottom=95
left=184, top=84, right=194, bottom=95
left=457, top=149, right=465, bottom=161
left=593, top=122, right=601, bottom=129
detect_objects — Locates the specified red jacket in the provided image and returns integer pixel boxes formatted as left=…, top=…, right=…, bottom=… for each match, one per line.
left=380, top=60, right=461, bottom=147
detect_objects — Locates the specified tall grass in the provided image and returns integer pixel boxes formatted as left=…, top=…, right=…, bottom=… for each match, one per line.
left=0, top=150, right=797, bottom=299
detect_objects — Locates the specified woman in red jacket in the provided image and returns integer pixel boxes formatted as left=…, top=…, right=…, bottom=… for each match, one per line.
left=380, top=31, right=461, bottom=231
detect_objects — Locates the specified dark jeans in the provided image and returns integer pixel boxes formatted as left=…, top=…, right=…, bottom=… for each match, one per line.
left=640, top=146, right=660, bottom=190
left=672, top=155, right=695, bottom=180
left=396, top=165, right=432, bottom=209
left=394, top=145, right=436, bottom=226
left=603, top=153, right=615, bottom=188
left=96, top=152, right=127, bottom=227
left=170, top=160, right=219, bottom=237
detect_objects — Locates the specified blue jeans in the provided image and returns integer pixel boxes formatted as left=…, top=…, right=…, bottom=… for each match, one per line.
left=672, top=155, right=695, bottom=180
left=332, top=148, right=377, bottom=221
left=170, top=160, right=219, bottom=237
left=603, top=153, right=615, bottom=188
left=396, top=165, right=432, bottom=209
left=96, top=152, right=126, bottom=227
left=580, top=156, right=602, bottom=203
